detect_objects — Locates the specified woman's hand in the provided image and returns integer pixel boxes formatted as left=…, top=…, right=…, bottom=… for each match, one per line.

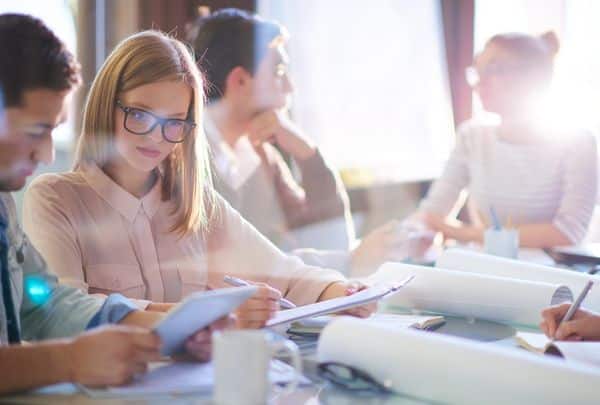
left=183, top=315, right=235, bottom=362
left=540, top=303, right=600, bottom=341
left=318, top=281, right=376, bottom=318
left=235, top=283, right=281, bottom=329
left=350, top=220, right=435, bottom=276
left=421, top=212, right=484, bottom=244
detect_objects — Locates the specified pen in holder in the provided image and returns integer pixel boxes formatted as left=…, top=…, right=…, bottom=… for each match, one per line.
left=484, top=207, right=518, bottom=258
left=484, top=227, right=519, bottom=259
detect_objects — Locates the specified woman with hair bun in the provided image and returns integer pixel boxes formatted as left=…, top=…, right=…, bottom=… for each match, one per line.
left=414, top=31, right=597, bottom=248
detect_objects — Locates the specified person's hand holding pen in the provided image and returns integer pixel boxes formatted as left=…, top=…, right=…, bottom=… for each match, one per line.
left=224, top=276, right=292, bottom=329
left=540, top=305, right=600, bottom=341
left=317, top=281, right=377, bottom=318
left=540, top=281, right=598, bottom=341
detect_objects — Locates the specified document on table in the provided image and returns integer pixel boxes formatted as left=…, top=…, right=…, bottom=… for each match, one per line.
left=266, top=277, right=414, bottom=327
left=80, top=360, right=308, bottom=398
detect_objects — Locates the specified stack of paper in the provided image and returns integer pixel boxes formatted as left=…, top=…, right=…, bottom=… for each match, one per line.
left=288, top=313, right=445, bottom=335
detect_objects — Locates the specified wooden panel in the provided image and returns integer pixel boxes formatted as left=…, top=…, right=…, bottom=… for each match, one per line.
left=138, top=0, right=257, bottom=37
left=441, top=0, right=475, bottom=126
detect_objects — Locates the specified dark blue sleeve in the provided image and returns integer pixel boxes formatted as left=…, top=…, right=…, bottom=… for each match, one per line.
left=86, top=293, right=138, bottom=329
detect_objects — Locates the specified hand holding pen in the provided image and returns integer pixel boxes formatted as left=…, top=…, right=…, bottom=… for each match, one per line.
left=540, top=280, right=596, bottom=340
left=224, top=275, right=296, bottom=309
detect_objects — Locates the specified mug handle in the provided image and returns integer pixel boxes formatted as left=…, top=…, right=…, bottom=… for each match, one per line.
left=269, top=339, right=302, bottom=396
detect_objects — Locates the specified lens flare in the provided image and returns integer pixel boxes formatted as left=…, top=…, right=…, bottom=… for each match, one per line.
left=24, top=275, right=51, bottom=305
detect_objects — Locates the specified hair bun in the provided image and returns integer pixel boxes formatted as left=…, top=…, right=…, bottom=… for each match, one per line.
left=540, top=31, right=560, bottom=55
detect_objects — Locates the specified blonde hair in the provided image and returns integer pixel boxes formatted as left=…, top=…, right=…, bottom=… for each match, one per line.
left=74, top=30, right=215, bottom=235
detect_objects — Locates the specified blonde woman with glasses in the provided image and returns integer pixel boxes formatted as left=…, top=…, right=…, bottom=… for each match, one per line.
left=23, top=30, right=373, bottom=329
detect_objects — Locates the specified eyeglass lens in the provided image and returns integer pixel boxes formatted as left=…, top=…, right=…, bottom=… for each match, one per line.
left=124, top=107, right=192, bottom=143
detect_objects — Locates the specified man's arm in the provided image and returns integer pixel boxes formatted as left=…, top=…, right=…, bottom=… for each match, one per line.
left=0, top=192, right=100, bottom=340
left=0, top=326, right=161, bottom=395
left=273, top=146, right=352, bottom=231
left=247, top=110, right=354, bottom=239
left=0, top=339, right=71, bottom=394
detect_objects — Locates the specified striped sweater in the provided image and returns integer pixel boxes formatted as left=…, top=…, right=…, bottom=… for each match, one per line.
left=420, top=119, right=598, bottom=243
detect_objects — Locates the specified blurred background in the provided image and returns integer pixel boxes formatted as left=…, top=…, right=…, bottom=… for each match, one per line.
left=4, top=0, right=600, bottom=241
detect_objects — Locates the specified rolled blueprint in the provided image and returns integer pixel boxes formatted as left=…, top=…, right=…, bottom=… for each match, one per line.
left=370, top=262, right=572, bottom=327
left=318, top=317, right=600, bottom=404
left=437, top=249, right=600, bottom=311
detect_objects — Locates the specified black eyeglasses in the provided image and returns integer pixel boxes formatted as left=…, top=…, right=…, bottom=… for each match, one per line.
left=116, top=100, right=196, bottom=144
left=318, top=362, right=391, bottom=394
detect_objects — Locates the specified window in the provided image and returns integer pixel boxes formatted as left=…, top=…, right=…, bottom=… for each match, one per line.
left=259, top=0, right=455, bottom=185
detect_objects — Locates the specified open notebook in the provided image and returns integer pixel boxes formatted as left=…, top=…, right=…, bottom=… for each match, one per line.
left=516, top=331, right=600, bottom=368
left=289, top=313, right=445, bottom=335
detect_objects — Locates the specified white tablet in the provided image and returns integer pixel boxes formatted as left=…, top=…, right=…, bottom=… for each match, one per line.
left=154, top=286, right=257, bottom=356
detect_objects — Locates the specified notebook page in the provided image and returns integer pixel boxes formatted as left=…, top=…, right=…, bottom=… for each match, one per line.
left=553, top=342, right=600, bottom=368
left=516, top=331, right=600, bottom=368
left=291, top=313, right=444, bottom=332
left=362, top=313, right=445, bottom=329
left=267, top=280, right=411, bottom=327
left=515, top=331, right=551, bottom=353
left=81, top=360, right=306, bottom=398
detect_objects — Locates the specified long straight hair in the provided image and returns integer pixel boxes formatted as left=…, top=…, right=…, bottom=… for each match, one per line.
left=74, top=30, right=215, bottom=235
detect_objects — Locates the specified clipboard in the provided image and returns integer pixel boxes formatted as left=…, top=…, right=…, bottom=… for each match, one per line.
left=266, top=276, right=414, bottom=327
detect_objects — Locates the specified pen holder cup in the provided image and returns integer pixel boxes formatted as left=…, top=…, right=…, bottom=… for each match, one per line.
left=484, top=228, right=519, bottom=259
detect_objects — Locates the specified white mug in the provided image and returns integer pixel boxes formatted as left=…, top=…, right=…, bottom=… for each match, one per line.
left=213, top=330, right=302, bottom=404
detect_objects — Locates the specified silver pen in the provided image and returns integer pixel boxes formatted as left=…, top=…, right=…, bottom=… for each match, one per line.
left=554, top=280, right=594, bottom=340
left=223, top=275, right=296, bottom=309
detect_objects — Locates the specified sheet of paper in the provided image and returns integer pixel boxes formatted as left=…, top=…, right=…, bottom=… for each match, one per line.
left=554, top=342, right=600, bottom=367
left=81, top=360, right=306, bottom=398
left=370, top=262, right=572, bottom=327
left=515, top=331, right=551, bottom=353
left=318, top=317, right=600, bottom=404
left=363, top=313, right=444, bottom=329
left=267, top=279, right=411, bottom=327
left=292, top=313, right=443, bottom=331
left=437, top=249, right=600, bottom=311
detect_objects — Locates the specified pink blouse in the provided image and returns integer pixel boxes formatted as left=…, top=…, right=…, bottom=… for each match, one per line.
left=23, top=165, right=345, bottom=309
